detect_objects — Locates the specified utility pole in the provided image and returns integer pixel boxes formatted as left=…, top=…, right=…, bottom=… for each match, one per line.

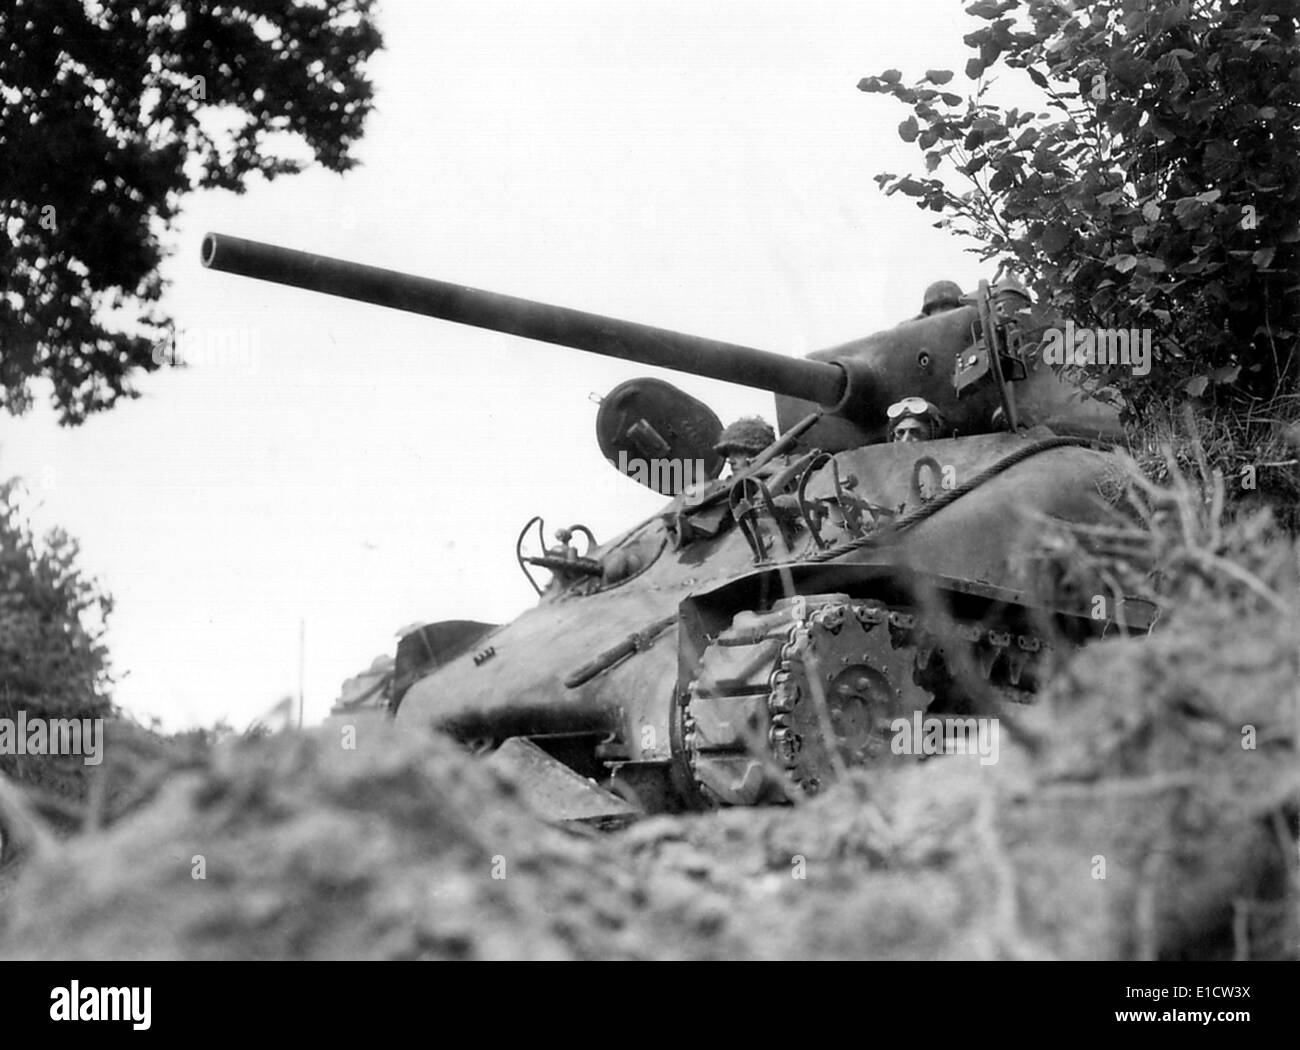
left=298, top=618, right=305, bottom=729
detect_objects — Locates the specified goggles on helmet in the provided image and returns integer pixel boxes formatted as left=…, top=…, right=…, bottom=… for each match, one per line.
left=887, top=397, right=937, bottom=422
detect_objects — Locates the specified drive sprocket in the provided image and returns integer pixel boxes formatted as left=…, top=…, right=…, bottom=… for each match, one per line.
left=680, top=592, right=1050, bottom=806
left=682, top=593, right=933, bottom=805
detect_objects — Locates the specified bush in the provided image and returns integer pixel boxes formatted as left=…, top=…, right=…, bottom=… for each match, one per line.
left=860, top=0, right=1300, bottom=417
left=0, top=479, right=113, bottom=789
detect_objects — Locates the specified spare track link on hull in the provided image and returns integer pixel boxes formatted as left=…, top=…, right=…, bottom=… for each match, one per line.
left=681, top=593, right=1048, bottom=806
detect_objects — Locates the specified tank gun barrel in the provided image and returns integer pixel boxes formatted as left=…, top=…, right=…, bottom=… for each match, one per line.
left=201, top=233, right=849, bottom=408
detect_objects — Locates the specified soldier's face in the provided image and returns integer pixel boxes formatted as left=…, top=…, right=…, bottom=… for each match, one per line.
left=893, top=419, right=929, bottom=443
left=727, top=452, right=752, bottom=473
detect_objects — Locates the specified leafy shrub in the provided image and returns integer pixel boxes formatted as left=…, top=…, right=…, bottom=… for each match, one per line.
left=860, top=0, right=1299, bottom=417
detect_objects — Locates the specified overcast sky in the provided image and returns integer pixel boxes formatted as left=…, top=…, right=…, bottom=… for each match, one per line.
left=4, top=0, right=1026, bottom=731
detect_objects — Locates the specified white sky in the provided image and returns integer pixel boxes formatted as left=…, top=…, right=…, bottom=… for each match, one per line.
left=3, top=0, right=1021, bottom=731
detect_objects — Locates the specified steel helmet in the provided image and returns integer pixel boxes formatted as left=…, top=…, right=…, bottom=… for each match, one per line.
left=921, top=280, right=964, bottom=316
left=713, top=416, right=776, bottom=455
left=991, top=275, right=1031, bottom=308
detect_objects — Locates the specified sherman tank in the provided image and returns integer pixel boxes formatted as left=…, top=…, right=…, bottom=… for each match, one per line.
left=201, top=232, right=1151, bottom=819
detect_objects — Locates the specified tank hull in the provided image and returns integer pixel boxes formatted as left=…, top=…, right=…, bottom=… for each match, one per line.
left=395, top=429, right=1135, bottom=809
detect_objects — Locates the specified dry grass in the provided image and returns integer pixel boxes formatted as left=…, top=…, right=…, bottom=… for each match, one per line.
left=1037, top=428, right=1297, bottom=628
left=1127, top=396, right=1300, bottom=532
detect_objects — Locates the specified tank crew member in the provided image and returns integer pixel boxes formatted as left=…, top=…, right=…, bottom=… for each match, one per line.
left=667, top=416, right=776, bottom=549
left=991, top=274, right=1032, bottom=314
left=887, top=397, right=946, bottom=443
left=714, top=416, right=777, bottom=475
left=919, top=280, right=964, bottom=318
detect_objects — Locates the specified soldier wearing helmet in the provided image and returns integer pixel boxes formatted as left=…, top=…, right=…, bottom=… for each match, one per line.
left=991, top=274, right=1032, bottom=314
left=714, top=416, right=776, bottom=475
left=920, top=280, right=964, bottom=318
left=887, top=397, right=946, bottom=443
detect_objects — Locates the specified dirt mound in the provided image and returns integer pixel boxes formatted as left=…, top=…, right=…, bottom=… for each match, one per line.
left=1, top=604, right=1295, bottom=960
left=1, top=717, right=604, bottom=959
left=1022, top=602, right=1299, bottom=959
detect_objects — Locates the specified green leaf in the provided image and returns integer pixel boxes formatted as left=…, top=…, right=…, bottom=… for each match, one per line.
left=925, top=69, right=954, bottom=85
left=1148, top=120, right=1176, bottom=143
left=899, top=116, right=919, bottom=143
left=1184, top=376, right=1209, bottom=397
left=1109, top=254, right=1138, bottom=273
left=1204, top=140, right=1240, bottom=179
left=1252, top=246, right=1276, bottom=268
left=1142, top=200, right=1161, bottom=223
left=1041, top=224, right=1072, bottom=253
left=966, top=57, right=986, bottom=79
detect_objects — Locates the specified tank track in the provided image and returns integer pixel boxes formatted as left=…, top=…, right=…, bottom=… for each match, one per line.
left=682, top=593, right=1050, bottom=806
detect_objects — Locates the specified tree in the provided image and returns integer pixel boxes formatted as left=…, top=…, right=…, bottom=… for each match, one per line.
left=860, top=0, right=1299, bottom=417
left=0, top=0, right=382, bottom=424
left=0, top=479, right=113, bottom=786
